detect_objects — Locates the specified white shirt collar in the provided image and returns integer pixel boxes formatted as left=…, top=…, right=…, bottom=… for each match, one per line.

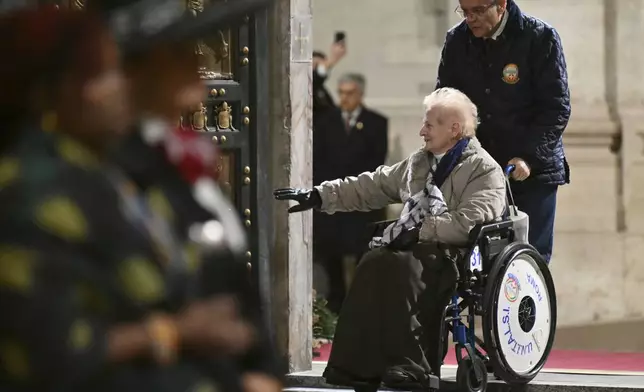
left=490, top=10, right=508, bottom=40
left=342, top=107, right=362, bottom=127
left=316, top=64, right=328, bottom=77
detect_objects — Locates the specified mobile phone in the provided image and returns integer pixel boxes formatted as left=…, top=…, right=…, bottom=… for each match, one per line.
left=334, top=31, right=346, bottom=43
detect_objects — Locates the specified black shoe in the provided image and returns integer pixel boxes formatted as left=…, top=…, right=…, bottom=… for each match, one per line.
left=382, top=365, right=438, bottom=390
left=323, top=367, right=380, bottom=388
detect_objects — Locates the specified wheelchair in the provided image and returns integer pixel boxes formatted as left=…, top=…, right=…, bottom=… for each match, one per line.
left=431, top=164, right=557, bottom=392
left=333, top=165, right=556, bottom=392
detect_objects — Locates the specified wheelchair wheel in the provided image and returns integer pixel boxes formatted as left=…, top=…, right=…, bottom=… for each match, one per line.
left=456, top=356, right=488, bottom=392
left=482, top=242, right=557, bottom=385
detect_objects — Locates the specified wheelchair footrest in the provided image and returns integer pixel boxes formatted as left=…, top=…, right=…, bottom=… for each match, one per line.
left=427, top=374, right=440, bottom=390
left=407, top=374, right=440, bottom=391
left=381, top=366, right=440, bottom=391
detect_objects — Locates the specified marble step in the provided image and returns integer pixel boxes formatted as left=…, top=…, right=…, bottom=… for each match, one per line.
left=286, top=362, right=644, bottom=392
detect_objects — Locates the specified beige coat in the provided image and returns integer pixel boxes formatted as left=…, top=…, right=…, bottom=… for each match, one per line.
left=314, top=137, right=506, bottom=246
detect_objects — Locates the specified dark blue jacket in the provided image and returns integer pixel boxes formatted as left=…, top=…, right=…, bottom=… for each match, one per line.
left=436, top=0, right=571, bottom=185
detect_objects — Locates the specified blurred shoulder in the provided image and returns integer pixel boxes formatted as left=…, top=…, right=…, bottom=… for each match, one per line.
left=466, top=138, right=503, bottom=176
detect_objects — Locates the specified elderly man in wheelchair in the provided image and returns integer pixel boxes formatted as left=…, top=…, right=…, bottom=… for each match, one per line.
left=275, top=87, right=556, bottom=392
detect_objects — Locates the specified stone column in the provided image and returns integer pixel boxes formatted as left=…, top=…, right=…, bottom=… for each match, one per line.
left=267, top=0, right=313, bottom=372
left=613, top=0, right=644, bottom=232
left=612, top=0, right=644, bottom=318
left=542, top=0, right=622, bottom=327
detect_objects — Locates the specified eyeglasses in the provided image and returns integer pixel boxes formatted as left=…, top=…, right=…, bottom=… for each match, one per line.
left=454, top=3, right=496, bottom=19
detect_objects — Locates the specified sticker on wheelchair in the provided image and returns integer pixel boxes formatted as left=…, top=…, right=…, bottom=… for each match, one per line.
left=469, top=245, right=482, bottom=272
left=495, top=255, right=552, bottom=375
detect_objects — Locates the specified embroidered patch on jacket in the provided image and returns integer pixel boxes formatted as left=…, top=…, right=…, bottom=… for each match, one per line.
left=502, top=63, right=520, bottom=84
left=0, top=158, right=19, bottom=188
left=117, top=256, right=165, bottom=303
left=34, top=196, right=88, bottom=242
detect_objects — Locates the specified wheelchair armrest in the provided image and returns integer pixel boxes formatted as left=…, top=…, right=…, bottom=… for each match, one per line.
left=458, top=220, right=514, bottom=276
left=467, top=220, right=513, bottom=246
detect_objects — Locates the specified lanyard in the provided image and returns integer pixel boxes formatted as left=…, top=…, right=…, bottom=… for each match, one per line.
left=104, top=167, right=191, bottom=302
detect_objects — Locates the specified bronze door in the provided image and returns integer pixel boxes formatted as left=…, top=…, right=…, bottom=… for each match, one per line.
left=47, top=0, right=272, bottom=305
left=179, top=1, right=271, bottom=295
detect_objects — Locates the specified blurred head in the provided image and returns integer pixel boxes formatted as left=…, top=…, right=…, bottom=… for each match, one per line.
left=457, top=0, right=507, bottom=38
left=337, top=73, right=365, bottom=112
left=419, top=88, right=478, bottom=154
left=125, top=42, right=202, bottom=123
left=0, top=6, right=129, bottom=152
left=88, top=0, right=203, bottom=123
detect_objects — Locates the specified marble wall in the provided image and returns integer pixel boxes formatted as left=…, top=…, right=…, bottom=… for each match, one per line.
left=311, top=0, right=644, bottom=334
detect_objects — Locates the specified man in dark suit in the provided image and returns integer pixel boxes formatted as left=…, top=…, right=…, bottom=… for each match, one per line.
left=313, top=72, right=388, bottom=313
left=435, top=0, right=571, bottom=263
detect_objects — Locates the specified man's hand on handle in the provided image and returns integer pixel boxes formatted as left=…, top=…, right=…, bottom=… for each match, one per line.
left=507, top=158, right=530, bottom=181
left=273, top=188, right=322, bottom=213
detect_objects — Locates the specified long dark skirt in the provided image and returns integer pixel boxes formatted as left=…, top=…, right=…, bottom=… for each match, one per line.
left=327, top=244, right=459, bottom=381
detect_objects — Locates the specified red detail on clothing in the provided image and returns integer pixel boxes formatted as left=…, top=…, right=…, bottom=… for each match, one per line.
left=163, top=127, right=220, bottom=184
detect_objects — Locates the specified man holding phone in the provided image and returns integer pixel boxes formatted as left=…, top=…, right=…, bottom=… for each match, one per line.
left=312, top=31, right=346, bottom=115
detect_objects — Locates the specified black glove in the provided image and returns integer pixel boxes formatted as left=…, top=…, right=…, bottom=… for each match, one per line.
left=273, top=188, right=322, bottom=213
left=387, top=226, right=420, bottom=251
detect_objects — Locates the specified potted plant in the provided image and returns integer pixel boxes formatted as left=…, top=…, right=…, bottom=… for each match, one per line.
left=312, top=290, right=337, bottom=358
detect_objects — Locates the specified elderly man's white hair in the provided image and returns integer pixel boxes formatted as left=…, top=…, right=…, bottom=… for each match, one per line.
left=423, top=88, right=479, bottom=138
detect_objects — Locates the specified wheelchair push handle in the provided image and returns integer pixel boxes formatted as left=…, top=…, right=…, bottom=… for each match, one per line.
left=504, top=164, right=518, bottom=218
left=504, top=164, right=516, bottom=178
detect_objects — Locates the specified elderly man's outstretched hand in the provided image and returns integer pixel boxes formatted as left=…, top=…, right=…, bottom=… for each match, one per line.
left=273, top=188, right=322, bottom=213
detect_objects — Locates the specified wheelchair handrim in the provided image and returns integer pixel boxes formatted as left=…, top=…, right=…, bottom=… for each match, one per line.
left=483, top=244, right=557, bottom=384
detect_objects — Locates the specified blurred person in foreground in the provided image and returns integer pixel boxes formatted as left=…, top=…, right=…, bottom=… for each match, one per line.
left=436, top=0, right=571, bottom=262
left=277, top=88, right=505, bottom=389
left=0, top=5, right=257, bottom=392
left=313, top=72, right=388, bottom=313
left=88, top=1, right=283, bottom=390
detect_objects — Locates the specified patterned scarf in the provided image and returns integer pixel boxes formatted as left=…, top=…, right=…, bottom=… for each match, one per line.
left=370, top=138, right=470, bottom=248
